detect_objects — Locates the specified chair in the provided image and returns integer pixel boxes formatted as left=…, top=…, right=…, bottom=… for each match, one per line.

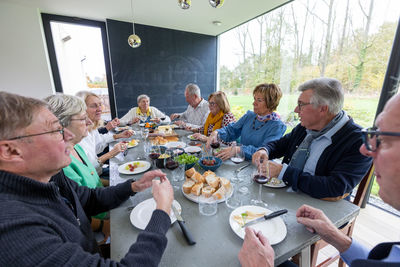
left=310, top=164, right=375, bottom=267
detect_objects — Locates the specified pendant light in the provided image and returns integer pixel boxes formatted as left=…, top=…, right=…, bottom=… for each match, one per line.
left=178, top=0, right=191, bottom=9
left=209, top=0, right=224, bottom=8
left=127, top=0, right=141, bottom=48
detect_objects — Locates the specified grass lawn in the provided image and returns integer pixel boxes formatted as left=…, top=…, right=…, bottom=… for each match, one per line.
left=227, top=93, right=380, bottom=196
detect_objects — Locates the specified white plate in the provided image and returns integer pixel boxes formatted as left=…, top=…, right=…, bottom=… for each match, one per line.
left=139, top=123, right=146, bottom=127
left=184, top=146, right=201, bottom=154
left=263, top=177, right=286, bottom=188
left=229, top=205, right=287, bottom=245
left=165, top=141, right=186, bottom=149
left=118, top=161, right=151, bottom=175
left=182, top=186, right=233, bottom=204
left=127, top=139, right=139, bottom=148
left=130, top=198, right=181, bottom=230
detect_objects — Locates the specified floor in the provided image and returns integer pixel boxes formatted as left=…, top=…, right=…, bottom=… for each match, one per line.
left=316, top=204, right=400, bottom=266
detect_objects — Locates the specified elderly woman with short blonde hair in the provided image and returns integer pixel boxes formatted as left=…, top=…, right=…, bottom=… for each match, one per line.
left=120, top=94, right=170, bottom=125
left=207, top=83, right=287, bottom=160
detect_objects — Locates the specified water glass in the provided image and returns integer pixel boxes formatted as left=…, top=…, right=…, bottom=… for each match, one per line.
left=199, top=198, right=218, bottom=216
left=225, top=184, right=242, bottom=209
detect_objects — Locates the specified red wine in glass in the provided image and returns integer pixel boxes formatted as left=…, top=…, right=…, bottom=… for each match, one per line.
left=166, top=160, right=179, bottom=170
left=253, top=174, right=269, bottom=184
left=149, top=152, right=160, bottom=160
left=210, top=142, right=220, bottom=149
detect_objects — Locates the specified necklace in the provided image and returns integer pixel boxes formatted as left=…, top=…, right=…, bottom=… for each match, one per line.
left=252, top=116, right=269, bottom=131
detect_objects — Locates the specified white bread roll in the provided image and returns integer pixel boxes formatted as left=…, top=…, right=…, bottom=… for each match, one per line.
left=201, top=185, right=216, bottom=198
left=191, top=182, right=204, bottom=196
left=185, top=168, right=196, bottom=178
left=191, top=172, right=205, bottom=183
left=205, top=174, right=220, bottom=189
left=182, top=179, right=195, bottom=194
left=219, top=177, right=231, bottom=190
left=213, top=185, right=226, bottom=200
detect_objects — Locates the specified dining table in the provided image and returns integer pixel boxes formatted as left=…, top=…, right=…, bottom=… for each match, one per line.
left=108, top=126, right=360, bottom=267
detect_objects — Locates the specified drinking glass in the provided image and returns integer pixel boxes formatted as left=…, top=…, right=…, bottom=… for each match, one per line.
left=251, top=160, right=269, bottom=207
left=210, top=140, right=220, bottom=156
left=141, top=128, right=149, bottom=141
left=199, top=198, right=218, bottom=216
left=148, top=146, right=161, bottom=168
left=230, top=144, right=245, bottom=164
left=225, top=184, right=242, bottom=209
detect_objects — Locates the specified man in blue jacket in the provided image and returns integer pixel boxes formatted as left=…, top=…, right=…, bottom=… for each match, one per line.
left=253, top=78, right=372, bottom=200
left=240, top=93, right=400, bottom=266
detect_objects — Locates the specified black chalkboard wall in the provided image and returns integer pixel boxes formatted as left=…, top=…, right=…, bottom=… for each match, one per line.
left=106, top=19, right=217, bottom=117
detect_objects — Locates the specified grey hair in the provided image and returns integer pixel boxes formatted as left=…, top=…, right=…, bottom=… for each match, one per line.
left=137, top=94, right=150, bottom=104
left=185, top=83, right=201, bottom=97
left=0, top=92, right=48, bottom=140
left=44, top=94, right=86, bottom=127
left=298, top=77, right=344, bottom=114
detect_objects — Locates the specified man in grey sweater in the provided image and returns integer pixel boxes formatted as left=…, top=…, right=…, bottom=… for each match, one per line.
left=0, top=91, right=174, bottom=266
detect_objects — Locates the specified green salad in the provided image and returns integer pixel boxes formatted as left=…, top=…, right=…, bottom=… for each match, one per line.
left=176, top=153, right=198, bottom=164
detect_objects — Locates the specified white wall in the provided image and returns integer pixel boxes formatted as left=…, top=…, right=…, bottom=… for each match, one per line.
left=0, top=1, right=54, bottom=99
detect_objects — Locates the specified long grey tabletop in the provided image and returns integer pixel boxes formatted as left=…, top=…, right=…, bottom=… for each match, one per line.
left=109, top=128, right=359, bottom=266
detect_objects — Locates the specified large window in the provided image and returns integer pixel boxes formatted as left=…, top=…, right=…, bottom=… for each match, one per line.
left=42, top=14, right=115, bottom=120
left=219, top=0, right=400, bottom=203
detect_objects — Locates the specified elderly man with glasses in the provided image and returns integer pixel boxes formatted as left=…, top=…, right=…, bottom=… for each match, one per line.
left=0, top=92, right=174, bottom=266
left=253, top=77, right=372, bottom=200
left=240, top=92, right=400, bottom=267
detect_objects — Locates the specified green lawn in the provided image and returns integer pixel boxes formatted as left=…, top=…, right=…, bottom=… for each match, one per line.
left=228, top=93, right=380, bottom=196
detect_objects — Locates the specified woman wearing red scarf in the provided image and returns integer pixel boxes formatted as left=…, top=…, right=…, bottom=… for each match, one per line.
left=191, top=91, right=236, bottom=142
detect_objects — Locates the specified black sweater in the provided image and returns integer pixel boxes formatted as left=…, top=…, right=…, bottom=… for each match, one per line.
left=265, top=119, right=372, bottom=200
left=0, top=170, right=170, bottom=266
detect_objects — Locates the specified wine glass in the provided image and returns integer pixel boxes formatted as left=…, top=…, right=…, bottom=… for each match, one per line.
left=230, top=144, right=245, bottom=164
left=210, top=140, right=220, bottom=156
left=141, top=128, right=149, bottom=141
left=251, top=159, right=269, bottom=207
left=148, top=146, right=161, bottom=168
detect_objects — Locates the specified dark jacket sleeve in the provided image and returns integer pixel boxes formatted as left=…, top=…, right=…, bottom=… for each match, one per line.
left=98, top=127, right=109, bottom=134
left=282, top=122, right=372, bottom=200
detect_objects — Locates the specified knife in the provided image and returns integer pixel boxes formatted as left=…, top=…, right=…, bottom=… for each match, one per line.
left=171, top=205, right=196, bottom=245
left=242, top=209, right=288, bottom=228
left=235, top=163, right=251, bottom=174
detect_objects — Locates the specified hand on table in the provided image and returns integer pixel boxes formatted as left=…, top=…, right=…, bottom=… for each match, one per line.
left=238, top=227, right=274, bottom=267
left=170, top=113, right=180, bottom=120
left=110, top=142, right=128, bottom=157
left=193, top=133, right=208, bottom=142
left=252, top=149, right=269, bottom=165
left=152, top=176, right=174, bottom=215
left=214, top=146, right=236, bottom=161
left=106, top=118, right=120, bottom=131
left=132, top=169, right=168, bottom=193
left=115, top=130, right=134, bottom=139
left=296, top=204, right=352, bottom=253
left=131, top=117, right=141, bottom=124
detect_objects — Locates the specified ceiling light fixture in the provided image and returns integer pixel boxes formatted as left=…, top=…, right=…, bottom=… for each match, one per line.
left=127, top=0, right=141, bottom=48
left=178, top=0, right=191, bottom=9
left=209, top=0, right=224, bottom=8
left=212, top=21, right=222, bottom=26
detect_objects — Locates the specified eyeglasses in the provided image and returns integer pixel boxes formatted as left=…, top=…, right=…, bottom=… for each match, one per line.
left=297, top=101, right=312, bottom=110
left=361, top=127, right=400, bottom=152
left=7, top=128, right=65, bottom=141
left=209, top=102, right=217, bottom=106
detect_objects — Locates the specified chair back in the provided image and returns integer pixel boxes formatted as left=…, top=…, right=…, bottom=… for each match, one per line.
left=310, top=163, right=374, bottom=267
